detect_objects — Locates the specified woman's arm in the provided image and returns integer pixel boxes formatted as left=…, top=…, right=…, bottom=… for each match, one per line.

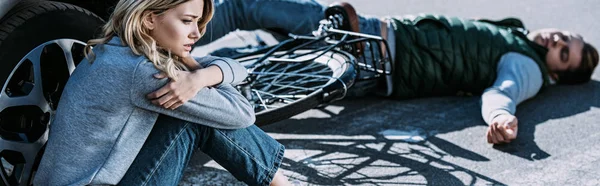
left=181, top=55, right=248, bottom=86
left=149, top=56, right=248, bottom=109
left=131, top=61, right=255, bottom=129
left=195, top=55, right=248, bottom=85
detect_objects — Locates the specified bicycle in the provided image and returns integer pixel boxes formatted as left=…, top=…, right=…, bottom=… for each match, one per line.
left=226, top=21, right=394, bottom=126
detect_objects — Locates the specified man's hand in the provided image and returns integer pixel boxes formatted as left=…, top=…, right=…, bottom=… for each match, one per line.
left=146, top=70, right=206, bottom=110
left=486, top=114, right=518, bottom=144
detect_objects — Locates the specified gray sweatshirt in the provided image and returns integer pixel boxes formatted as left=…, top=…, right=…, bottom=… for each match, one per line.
left=34, top=37, right=254, bottom=185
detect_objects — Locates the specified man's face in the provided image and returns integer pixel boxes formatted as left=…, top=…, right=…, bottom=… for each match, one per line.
left=528, top=28, right=584, bottom=79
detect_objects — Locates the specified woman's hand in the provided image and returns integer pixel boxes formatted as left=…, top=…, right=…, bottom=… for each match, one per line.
left=146, top=70, right=206, bottom=110
left=486, top=114, right=519, bottom=144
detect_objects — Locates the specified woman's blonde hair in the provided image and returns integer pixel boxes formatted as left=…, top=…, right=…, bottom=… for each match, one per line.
left=84, top=0, right=214, bottom=80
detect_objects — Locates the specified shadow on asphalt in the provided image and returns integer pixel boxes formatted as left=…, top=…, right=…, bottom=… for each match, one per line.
left=260, top=96, right=499, bottom=184
left=275, top=136, right=501, bottom=185
left=258, top=80, right=600, bottom=185
left=182, top=81, right=599, bottom=185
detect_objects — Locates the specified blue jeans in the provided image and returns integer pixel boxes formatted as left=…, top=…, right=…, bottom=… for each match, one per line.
left=197, top=0, right=382, bottom=46
left=118, top=115, right=285, bottom=186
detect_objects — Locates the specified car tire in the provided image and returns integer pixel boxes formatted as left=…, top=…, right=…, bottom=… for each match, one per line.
left=0, top=0, right=104, bottom=185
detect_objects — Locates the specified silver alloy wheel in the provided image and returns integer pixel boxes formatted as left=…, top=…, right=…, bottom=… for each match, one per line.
left=0, top=38, right=85, bottom=184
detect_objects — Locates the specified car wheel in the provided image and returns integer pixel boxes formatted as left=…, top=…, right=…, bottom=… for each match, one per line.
left=0, top=0, right=104, bottom=185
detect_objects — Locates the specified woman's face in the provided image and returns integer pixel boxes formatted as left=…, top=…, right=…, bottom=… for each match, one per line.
left=147, top=0, right=204, bottom=58
left=528, top=28, right=584, bottom=79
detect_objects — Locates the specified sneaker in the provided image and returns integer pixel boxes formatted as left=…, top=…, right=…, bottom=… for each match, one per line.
left=324, top=2, right=364, bottom=56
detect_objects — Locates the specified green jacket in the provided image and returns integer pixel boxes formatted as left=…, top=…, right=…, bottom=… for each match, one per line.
left=389, top=14, right=549, bottom=99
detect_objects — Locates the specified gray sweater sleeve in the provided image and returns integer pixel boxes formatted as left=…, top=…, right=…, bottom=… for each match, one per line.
left=130, top=60, right=255, bottom=129
left=194, top=56, right=248, bottom=85
left=480, top=52, right=543, bottom=125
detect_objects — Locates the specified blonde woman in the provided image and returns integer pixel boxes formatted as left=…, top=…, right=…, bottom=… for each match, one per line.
left=34, top=0, right=290, bottom=185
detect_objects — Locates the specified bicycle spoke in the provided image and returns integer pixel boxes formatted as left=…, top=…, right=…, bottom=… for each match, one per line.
left=258, top=70, right=326, bottom=92
left=236, top=49, right=353, bottom=118
left=252, top=72, right=333, bottom=80
left=253, top=60, right=339, bottom=95
left=253, top=90, right=301, bottom=102
left=256, top=73, right=332, bottom=94
left=253, top=90, right=269, bottom=111
left=255, top=78, right=328, bottom=88
left=258, top=62, right=322, bottom=80
left=268, top=83, right=319, bottom=91
left=268, top=79, right=329, bottom=95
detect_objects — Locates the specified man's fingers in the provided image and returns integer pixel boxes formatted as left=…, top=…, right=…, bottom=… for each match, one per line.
left=505, top=117, right=518, bottom=128
left=504, top=119, right=518, bottom=140
left=495, top=133, right=505, bottom=143
left=489, top=127, right=498, bottom=144
left=491, top=125, right=505, bottom=143
left=488, top=117, right=519, bottom=145
left=496, top=124, right=512, bottom=142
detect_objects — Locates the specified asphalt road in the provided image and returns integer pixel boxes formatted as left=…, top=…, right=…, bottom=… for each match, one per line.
left=182, top=0, right=600, bottom=185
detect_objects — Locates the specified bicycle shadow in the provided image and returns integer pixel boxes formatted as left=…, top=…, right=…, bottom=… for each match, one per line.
left=181, top=80, right=600, bottom=185
left=181, top=97, right=501, bottom=185
left=181, top=135, right=496, bottom=185
left=258, top=80, right=600, bottom=185
left=256, top=96, right=501, bottom=185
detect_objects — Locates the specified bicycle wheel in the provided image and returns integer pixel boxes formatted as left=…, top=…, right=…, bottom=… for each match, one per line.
left=235, top=49, right=357, bottom=126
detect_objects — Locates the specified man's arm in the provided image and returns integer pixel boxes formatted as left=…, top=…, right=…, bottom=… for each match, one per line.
left=481, top=52, right=543, bottom=143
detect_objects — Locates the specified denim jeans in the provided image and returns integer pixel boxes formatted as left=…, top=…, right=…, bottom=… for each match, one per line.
left=118, top=115, right=285, bottom=186
left=197, top=0, right=382, bottom=46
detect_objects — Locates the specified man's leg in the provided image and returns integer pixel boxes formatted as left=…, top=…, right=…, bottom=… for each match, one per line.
left=319, top=2, right=384, bottom=95
left=197, top=0, right=326, bottom=45
left=197, top=0, right=384, bottom=46
left=118, top=115, right=285, bottom=186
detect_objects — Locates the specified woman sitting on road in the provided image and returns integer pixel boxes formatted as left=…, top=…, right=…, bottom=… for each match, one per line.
left=34, top=0, right=290, bottom=185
